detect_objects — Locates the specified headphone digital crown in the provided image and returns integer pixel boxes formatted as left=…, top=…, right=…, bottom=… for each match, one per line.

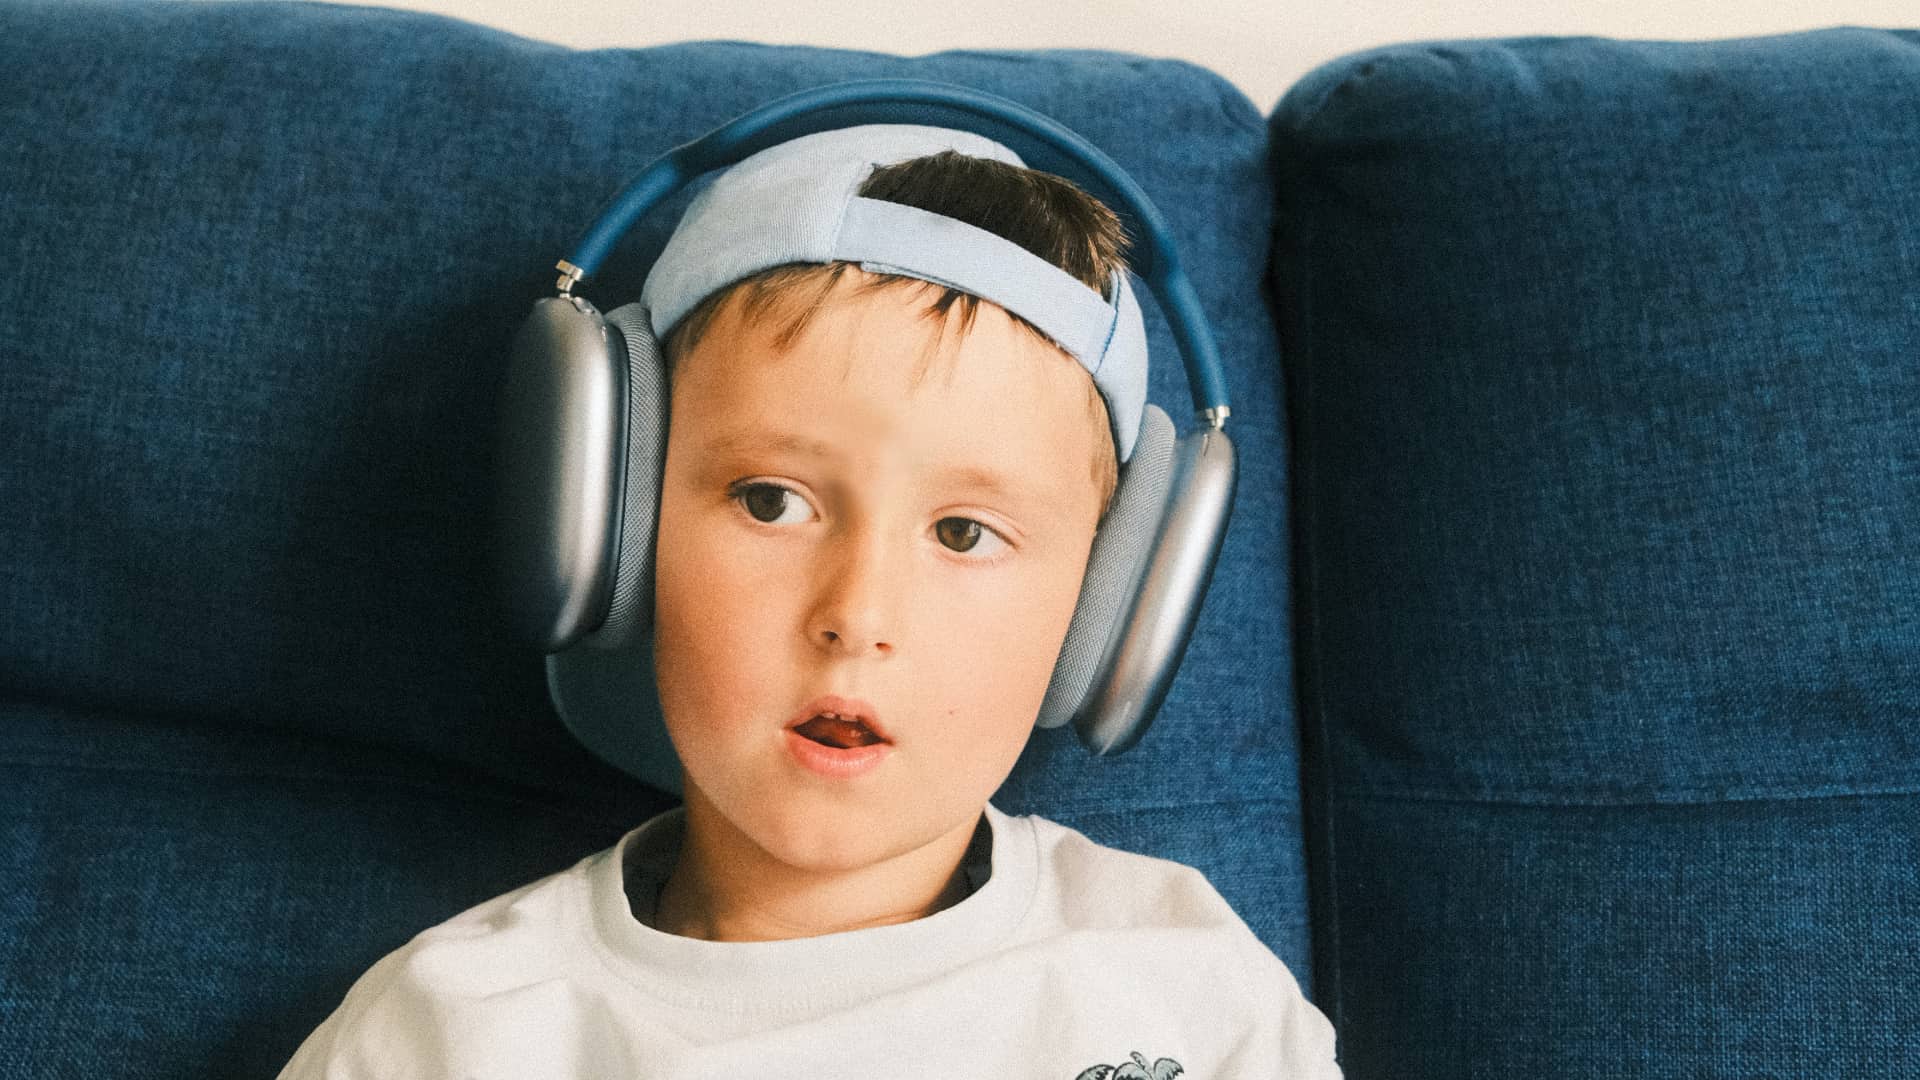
left=495, top=79, right=1236, bottom=792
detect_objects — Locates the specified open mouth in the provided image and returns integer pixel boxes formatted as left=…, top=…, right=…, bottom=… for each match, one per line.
left=792, top=713, right=886, bottom=749
left=784, top=697, right=891, bottom=778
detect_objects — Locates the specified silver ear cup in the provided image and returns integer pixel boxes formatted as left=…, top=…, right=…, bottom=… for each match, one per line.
left=495, top=296, right=629, bottom=652
left=1073, top=421, right=1236, bottom=755
left=545, top=302, right=683, bottom=794
left=1036, top=404, right=1178, bottom=730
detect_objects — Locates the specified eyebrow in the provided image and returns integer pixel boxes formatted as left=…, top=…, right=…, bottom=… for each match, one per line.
left=934, top=463, right=1028, bottom=502
left=698, top=429, right=840, bottom=461
left=699, top=429, right=1037, bottom=504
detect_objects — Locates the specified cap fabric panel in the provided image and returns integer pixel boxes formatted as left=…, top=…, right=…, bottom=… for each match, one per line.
left=839, top=197, right=1115, bottom=367
left=636, top=123, right=1147, bottom=463
left=640, top=125, right=1026, bottom=339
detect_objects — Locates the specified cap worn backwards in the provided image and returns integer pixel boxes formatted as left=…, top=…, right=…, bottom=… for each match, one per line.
left=638, top=124, right=1148, bottom=463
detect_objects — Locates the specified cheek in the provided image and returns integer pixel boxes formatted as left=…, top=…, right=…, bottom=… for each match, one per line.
left=940, top=546, right=1092, bottom=725
left=650, top=491, right=782, bottom=719
left=919, top=586, right=1067, bottom=802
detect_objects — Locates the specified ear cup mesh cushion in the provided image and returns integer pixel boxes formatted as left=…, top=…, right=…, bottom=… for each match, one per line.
left=1035, top=403, right=1177, bottom=729
left=586, top=302, right=671, bottom=651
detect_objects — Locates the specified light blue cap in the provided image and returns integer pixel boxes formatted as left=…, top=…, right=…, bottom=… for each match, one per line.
left=639, top=124, right=1148, bottom=463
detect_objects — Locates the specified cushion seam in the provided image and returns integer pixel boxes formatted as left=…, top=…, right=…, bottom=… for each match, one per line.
left=1047, top=792, right=1303, bottom=816
left=1335, top=782, right=1920, bottom=809
left=0, top=752, right=642, bottom=824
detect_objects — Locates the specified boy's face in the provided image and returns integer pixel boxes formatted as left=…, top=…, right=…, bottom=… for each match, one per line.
left=652, top=268, right=1107, bottom=879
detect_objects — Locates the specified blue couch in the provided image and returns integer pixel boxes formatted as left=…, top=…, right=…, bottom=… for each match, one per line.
left=1, top=2, right=1912, bottom=1075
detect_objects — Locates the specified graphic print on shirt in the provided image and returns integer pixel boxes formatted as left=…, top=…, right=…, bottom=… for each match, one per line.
left=1074, top=1051, right=1185, bottom=1079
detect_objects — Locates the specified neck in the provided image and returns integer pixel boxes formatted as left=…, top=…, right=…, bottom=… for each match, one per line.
left=653, top=789, right=983, bottom=943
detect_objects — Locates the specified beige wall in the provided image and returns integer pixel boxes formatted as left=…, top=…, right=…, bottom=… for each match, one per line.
left=319, top=0, right=1911, bottom=113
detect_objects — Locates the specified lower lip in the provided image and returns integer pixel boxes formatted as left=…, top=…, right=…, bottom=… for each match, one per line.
left=784, top=729, right=892, bottom=780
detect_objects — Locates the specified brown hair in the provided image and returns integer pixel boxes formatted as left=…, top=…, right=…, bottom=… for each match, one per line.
left=660, top=149, right=1131, bottom=521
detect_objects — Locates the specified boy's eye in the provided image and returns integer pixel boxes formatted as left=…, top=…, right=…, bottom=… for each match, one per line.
left=936, top=518, right=982, bottom=552
left=732, top=482, right=814, bottom=526
left=936, top=517, right=1010, bottom=560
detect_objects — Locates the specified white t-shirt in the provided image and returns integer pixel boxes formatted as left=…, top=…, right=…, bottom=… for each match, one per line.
left=280, top=802, right=1341, bottom=1079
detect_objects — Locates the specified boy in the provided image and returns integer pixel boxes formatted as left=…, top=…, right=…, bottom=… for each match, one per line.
left=280, top=124, right=1341, bottom=1078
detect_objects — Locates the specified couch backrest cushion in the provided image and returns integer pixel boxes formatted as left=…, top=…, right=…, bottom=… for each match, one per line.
left=0, top=0, right=1312, bottom=975
left=1272, top=28, right=1920, bottom=1077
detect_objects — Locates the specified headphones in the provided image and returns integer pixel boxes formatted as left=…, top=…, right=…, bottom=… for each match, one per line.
left=495, top=79, right=1236, bottom=793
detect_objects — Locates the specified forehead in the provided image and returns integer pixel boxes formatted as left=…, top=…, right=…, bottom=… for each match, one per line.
left=672, top=271, right=1102, bottom=496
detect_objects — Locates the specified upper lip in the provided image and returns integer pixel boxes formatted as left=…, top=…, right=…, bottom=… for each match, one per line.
left=787, top=695, right=891, bottom=744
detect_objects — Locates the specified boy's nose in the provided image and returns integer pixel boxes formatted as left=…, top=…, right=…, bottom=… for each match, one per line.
left=809, top=529, right=900, bottom=657
left=819, top=628, right=891, bottom=653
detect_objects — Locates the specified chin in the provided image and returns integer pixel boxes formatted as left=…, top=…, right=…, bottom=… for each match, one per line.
left=710, top=776, right=975, bottom=880
left=741, top=800, right=922, bottom=874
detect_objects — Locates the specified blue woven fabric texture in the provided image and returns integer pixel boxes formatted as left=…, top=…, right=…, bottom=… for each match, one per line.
left=1271, top=28, right=1920, bottom=1078
left=0, top=0, right=1303, bottom=1073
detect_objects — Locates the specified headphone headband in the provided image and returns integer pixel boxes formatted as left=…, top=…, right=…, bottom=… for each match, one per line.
left=556, top=78, right=1232, bottom=428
